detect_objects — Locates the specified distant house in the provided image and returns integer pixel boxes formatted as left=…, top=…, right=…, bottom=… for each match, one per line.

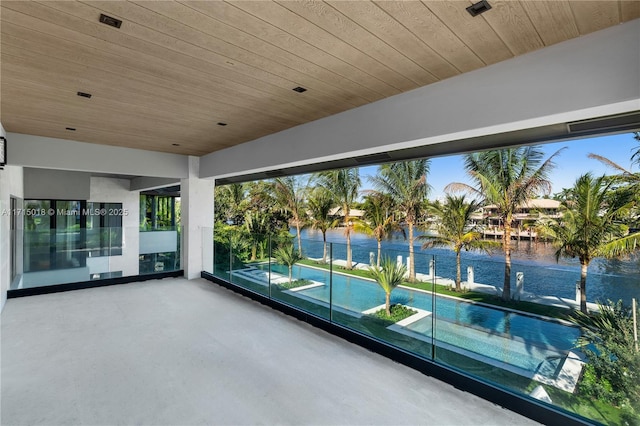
left=472, top=199, right=562, bottom=240
left=328, top=207, right=365, bottom=225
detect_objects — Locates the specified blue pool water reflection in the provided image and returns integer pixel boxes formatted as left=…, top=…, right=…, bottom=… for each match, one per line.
left=261, top=263, right=581, bottom=378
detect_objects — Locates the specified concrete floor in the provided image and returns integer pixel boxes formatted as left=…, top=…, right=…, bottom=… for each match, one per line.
left=1, top=278, right=538, bottom=425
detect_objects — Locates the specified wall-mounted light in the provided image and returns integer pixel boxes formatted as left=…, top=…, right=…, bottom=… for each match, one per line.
left=0, top=136, right=6, bottom=169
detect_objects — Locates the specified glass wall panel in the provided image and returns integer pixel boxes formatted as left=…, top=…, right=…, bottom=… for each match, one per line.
left=431, top=253, right=585, bottom=419
left=270, top=238, right=330, bottom=319
left=213, top=228, right=231, bottom=282
left=138, top=226, right=181, bottom=274
left=326, top=241, right=435, bottom=360
left=227, top=230, right=269, bottom=297
left=202, top=226, right=214, bottom=276
left=210, top=131, right=640, bottom=424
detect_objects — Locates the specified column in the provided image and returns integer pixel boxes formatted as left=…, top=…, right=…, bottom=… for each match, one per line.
left=181, top=156, right=214, bottom=279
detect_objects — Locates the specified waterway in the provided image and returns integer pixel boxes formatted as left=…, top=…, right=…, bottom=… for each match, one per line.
left=295, top=228, right=640, bottom=305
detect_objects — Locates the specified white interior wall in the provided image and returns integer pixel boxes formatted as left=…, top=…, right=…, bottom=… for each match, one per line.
left=7, top=133, right=189, bottom=178
left=89, top=177, right=140, bottom=277
left=1, top=120, right=24, bottom=310
left=200, top=19, right=640, bottom=180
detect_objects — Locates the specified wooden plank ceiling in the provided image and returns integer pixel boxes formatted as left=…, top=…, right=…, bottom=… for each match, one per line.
left=1, top=1, right=638, bottom=156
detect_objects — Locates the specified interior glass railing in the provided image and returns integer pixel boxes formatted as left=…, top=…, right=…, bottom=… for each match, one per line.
left=14, top=225, right=182, bottom=290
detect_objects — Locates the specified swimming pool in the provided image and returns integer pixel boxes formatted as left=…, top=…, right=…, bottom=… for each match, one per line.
left=258, top=263, right=581, bottom=380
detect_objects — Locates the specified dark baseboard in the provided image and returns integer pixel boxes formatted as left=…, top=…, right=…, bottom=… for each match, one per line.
left=7, top=270, right=184, bottom=298
left=201, top=271, right=596, bottom=426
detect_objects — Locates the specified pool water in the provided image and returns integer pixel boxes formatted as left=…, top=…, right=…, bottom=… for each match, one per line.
left=260, top=263, right=580, bottom=377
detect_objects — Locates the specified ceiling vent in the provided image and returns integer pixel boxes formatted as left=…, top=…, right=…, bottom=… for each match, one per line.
left=466, top=0, right=492, bottom=17
left=567, top=111, right=640, bottom=135
left=99, top=14, right=122, bottom=28
left=354, top=152, right=392, bottom=165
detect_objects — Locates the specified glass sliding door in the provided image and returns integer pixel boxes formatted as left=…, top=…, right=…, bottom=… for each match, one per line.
left=23, top=200, right=51, bottom=273
left=53, top=200, right=86, bottom=270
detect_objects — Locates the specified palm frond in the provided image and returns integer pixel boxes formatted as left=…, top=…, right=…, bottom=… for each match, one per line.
left=598, top=232, right=640, bottom=258
left=588, top=153, right=632, bottom=175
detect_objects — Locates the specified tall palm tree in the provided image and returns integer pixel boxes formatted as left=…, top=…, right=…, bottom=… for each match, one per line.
left=537, top=173, right=640, bottom=313
left=273, top=176, right=307, bottom=256
left=274, top=243, right=303, bottom=284
left=420, top=195, right=497, bottom=291
left=354, top=193, right=403, bottom=268
left=306, top=187, right=338, bottom=263
left=370, top=160, right=431, bottom=281
left=368, top=256, right=407, bottom=317
left=447, top=146, right=562, bottom=300
left=315, top=168, right=361, bottom=269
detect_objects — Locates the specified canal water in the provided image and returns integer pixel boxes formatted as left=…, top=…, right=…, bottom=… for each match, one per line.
left=295, top=228, right=640, bottom=305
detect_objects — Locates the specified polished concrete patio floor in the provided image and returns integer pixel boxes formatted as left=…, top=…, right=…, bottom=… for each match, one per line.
left=1, top=278, right=537, bottom=425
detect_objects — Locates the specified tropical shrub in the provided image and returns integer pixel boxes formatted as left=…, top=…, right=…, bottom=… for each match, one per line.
left=572, top=300, right=640, bottom=413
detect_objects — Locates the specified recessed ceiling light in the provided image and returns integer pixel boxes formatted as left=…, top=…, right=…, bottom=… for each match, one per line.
left=99, top=13, right=122, bottom=28
left=77, top=91, right=92, bottom=98
left=172, top=143, right=180, bottom=146
left=217, top=122, right=228, bottom=126
left=292, top=86, right=307, bottom=93
left=66, top=127, right=76, bottom=131
left=466, top=0, right=491, bottom=17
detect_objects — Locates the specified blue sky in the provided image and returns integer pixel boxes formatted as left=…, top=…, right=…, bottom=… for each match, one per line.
left=359, top=132, right=639, bottom=200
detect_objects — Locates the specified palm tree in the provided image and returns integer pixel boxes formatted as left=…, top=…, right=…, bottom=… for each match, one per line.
left=420, top=195, right=497, bottom=291
left=273, top=176, right=307, bottom=256
left=368, top=256, right=407, bottom=317
left=537, top=173, right=640, bottom=313
left=306, top=187, right=338, bottom=263
left=214, top=183, right=246, bottom=225
left=354, top=193, right=403, bottom=268
left=274, top=243, right=303, bottom=284
left=448, top=146, right=562, bottom=300
left=315, top=168, right=361, bottom=269
left=370, top=160, right=431, bottom=281
left=244, top=210, right=269, bottom=261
